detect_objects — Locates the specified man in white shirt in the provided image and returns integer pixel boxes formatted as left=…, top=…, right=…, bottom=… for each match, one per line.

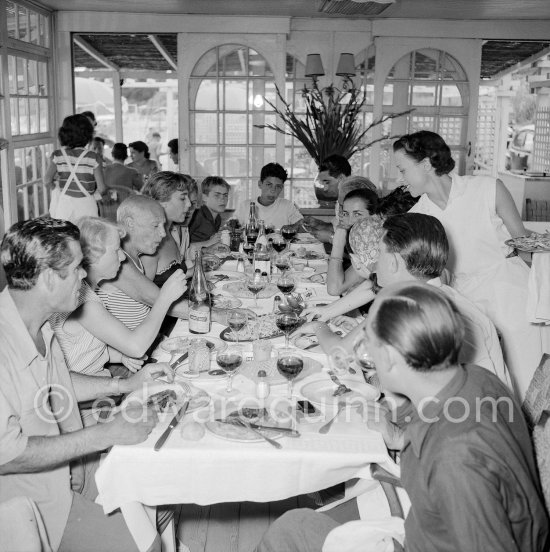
left=233, top=162, right=302, bottom=231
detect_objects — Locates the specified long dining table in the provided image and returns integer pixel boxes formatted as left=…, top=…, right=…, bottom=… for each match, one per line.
left=94, top=240, right=392, bottom=551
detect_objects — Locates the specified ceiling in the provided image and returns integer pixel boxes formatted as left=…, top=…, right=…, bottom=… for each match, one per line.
left=37, top=0, right=550, bottom=20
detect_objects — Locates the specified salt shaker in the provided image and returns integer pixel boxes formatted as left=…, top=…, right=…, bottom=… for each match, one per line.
left=237, top=256, right=245, bottom=273
left=273, top=295, right=282, bottom=313
left=256, top=369, right=270, bottom=399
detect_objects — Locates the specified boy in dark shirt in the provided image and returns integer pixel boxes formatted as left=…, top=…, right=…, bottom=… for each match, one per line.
left=188, top=176, right=230, bottom=247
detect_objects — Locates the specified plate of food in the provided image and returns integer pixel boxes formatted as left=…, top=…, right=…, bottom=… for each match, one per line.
left=294, top=247, right=326, bottom=261
left=220, top=313, right=291, bottom=342
left=505, top=233, right=550, bottom=252
left=292, top=334, right=323, bottom=353
left=121, top=382, right=211, bottom=414
left=240, top=356, right=322, bottom=385
left=205, top=405, right=290, bottom=442
left=206, top=270, right=246, bottom=283
left=293, top=234, right=318, bottom=245
left=221, top=281, right=278, bottom=299
left=212, top=294, right=243, bottom=309
left=160, top=335, right=227, bottom=355
left=300, top=377, right=380, bottom=407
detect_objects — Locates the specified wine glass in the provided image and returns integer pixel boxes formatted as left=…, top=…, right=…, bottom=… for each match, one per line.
left=277, top=348, right=304, bottom=399
left=281, top=225, right=297, bottom=248
left=353, top=336, right=376, bottom=380
left=277, top=273, right=296, bottom=296
left=243, top=241, right=255, bottom=263
left=274, top=253, right=291, bottom=273
left=276, top=311, right=300, bottom=348
left=246, top=276, right=266, bottom=308
left=272, top=235, right=287, bottom=253
left=227, top=310, right=247, bottom=343
left=216, top=346, right=243, bottom=396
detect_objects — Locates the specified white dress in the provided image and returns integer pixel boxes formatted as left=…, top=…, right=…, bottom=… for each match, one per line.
left=410, top=173, right=545, bottom=399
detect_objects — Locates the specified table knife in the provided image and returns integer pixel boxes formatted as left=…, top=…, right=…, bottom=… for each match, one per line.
left=215, top=418, right=300, bottom=437
left=153, top=399, right=190, bottom=451
left=170, top=352, right=188, bottom=369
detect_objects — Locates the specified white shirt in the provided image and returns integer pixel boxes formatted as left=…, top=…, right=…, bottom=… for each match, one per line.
left=234, top=197, right=302, bottom=230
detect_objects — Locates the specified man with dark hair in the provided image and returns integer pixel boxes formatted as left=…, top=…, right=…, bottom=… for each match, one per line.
left=104, top=142, right=143, bottom=192
left=232, top=162, right=303, bottom=230
left=167, top=138, right=178, bottom=165
left=303, top=154, right=354, bottom=244
left=0, top=217, right=170, bottom=552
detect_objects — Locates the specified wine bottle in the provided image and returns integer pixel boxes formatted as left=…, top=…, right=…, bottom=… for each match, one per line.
left=246, top=202, right=259, bottom=242
left=188, top=249, right=212, bottom=334
left=254, top=220, right=271, bottom=274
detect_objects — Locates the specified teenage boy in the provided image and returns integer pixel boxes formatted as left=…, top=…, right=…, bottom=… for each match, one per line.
left=188, top=176, right=230, bottom=246
left=233, top=163, right=303, bottom=231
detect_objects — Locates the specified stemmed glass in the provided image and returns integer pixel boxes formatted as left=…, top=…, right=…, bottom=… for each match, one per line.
left=277, top=273, right=296, bottom=296
left=272, top=235, right=287, bottom=253
left=246, top=275, right=266, bottom=308
left=227, top=311, right=247, bottom=343
left=274, top=253, right=291, bottom=273
left=216, top=345, right=243, bottom=396
left=276, top=348, right=304, bottom=399
left=281, top=225, right=297, bottom=249
left=353, top=336, right=377, bottom=385
left=276, top=311, right=300, bottom=348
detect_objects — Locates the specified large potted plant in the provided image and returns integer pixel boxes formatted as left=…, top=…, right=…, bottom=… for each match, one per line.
left=256, top=81, right=411, bottom=207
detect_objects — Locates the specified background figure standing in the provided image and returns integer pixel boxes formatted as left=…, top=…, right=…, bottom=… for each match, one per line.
left=45, top=114, right=106, bottom=223
left=127, top=140, right=159, bottom=188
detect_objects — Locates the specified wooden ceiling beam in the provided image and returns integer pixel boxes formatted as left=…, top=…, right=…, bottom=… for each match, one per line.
left=147, top=34, right=177, bottom=70
left=74, top=35, right=120, bottom=72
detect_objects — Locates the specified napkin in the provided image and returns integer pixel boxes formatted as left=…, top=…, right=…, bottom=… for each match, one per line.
left=527, top=253, right=550, bottom=324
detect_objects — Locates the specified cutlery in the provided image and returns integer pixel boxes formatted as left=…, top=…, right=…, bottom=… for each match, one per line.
left=319, top=400, right=347, bottom=434
left=215, top=418, right=300, bottom=437
left=327, top=371, right=352, bottom=396
left=153, top=398, right=190, bottom=451
left=234, top=418, right=282, bottom=449
left=170, top=352, right=188, bottom=369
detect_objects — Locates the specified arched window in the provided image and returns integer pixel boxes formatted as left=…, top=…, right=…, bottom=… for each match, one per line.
left=189, top=45, right=277, bottom=209
left=381, top=48, right=470, bottom=181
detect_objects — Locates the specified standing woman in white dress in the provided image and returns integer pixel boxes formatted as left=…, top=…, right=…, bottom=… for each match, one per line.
left=393, top=130, right=543, bottom=399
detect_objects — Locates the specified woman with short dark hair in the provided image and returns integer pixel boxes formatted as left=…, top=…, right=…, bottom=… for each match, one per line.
left=128, top=140, right=159, bottom=186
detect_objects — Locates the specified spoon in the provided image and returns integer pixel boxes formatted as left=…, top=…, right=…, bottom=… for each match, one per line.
left=319, top=401, right=347, bottom=434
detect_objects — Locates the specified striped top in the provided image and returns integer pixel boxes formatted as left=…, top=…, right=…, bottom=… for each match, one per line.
left=97, top=252, right=151, bottom=330
left=51, top=147, right=99, bottom=197
left=50, top=281, right=110, bottom=376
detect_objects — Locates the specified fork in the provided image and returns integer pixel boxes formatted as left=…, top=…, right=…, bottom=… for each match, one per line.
left=319, top=401, right=347, bottom=434
left=235, top=418, right=282, bottom=449
left=327, top=371, right=352, bottom=396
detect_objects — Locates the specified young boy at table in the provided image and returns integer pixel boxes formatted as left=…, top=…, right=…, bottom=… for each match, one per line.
left=188, top=176, right=230, bottom=247
left=232, top=162, right=303, bottom=231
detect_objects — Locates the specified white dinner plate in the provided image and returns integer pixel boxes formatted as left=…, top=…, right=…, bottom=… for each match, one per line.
left=300, top=377, right=380, bottom=407
left=121, top=382, right=211, bottom=414
left=212, top=294, right=243, bottom=309
left=292, top=334, right=323, bottom=353
left=160, top=335, right=227, bottom=355
left=207, top=270, right=246, bottom=283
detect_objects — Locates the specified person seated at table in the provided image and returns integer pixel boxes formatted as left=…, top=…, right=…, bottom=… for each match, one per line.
left=0, top=216, right=171, bottom=552
left=167, top=138, right=179, bottom=166
left=98, top=195, right=231, bottom=329
left=104, top=143, right=143, bottom=192
left=300, top=213, right=509, bottom=384
left=50, top=216, right=186, bottom=383
left=257, top=283, right=549, bottom=552
left=128, top=141, right=159, bottom=187
left=326, top=187, right=379, bottom=296
left=141, top=171, right=193, bottom=285
left=301, top=155, right=353, bottom=244
left=232, top=162, right=303, bottom=231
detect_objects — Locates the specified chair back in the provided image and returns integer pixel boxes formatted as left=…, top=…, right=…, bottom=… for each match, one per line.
left=523, top=353, right=550, bottom=513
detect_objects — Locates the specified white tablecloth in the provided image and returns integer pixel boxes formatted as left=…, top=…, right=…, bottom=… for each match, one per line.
left=94, top=252, right=390, bottom=549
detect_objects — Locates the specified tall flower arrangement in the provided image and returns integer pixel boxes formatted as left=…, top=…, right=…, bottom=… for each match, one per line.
left=256, top=80, right=412, bottom=165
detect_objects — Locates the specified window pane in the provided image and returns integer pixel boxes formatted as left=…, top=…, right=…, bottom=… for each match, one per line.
left=249, top=50, right=272, bottom=77
left=194, top=80, right=217, bottom=111
left=286, top=146, right=317, bottom=179
left=8, top=56, right=17, bottom=95
left=439, top=117, right=463, bottom=145
left=251, top=147, right=275, bottom=176
left=39, top=98, right=48, bottom=132
left=10, top=98, right=19, bottom=135
left=441, top=84, right=462, bottom=107
left=29, top=98, right=38, bottom=133
left=410, top=115, right=435, bottom=133
left=411, top=84, right=436, bottom=106
left=382, top=84, right=394, bottom=106
left=223, top=113, right=247, bottom=144
left=250, top=113, right=276, bottom=144
left=223, top=147, right=247, bottom=177
left=413, top=50, right=439, bottom=80
left=223, top=80, right=246, bottom=111
left=29, top=11, right=39, bottom=44
left=291, top=180, right=318, bottom=209
left=38, top=62, right=48, bottom=95
left=18, top=4, right=27, bottom=41
left=222, top=48, right=246, bottom=77
left=193, top=113, right=217, bottom=144
left=16, top=57, right=28, bottom=94
left=19, top=98, right=29, bottom=133
left=28, top=59, right=38, bottom=95
left=195, top=147, right=218, bottom=175
left=7, top=2, right=16, bottom=39
left=39, top=14, right=49, bottom=47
